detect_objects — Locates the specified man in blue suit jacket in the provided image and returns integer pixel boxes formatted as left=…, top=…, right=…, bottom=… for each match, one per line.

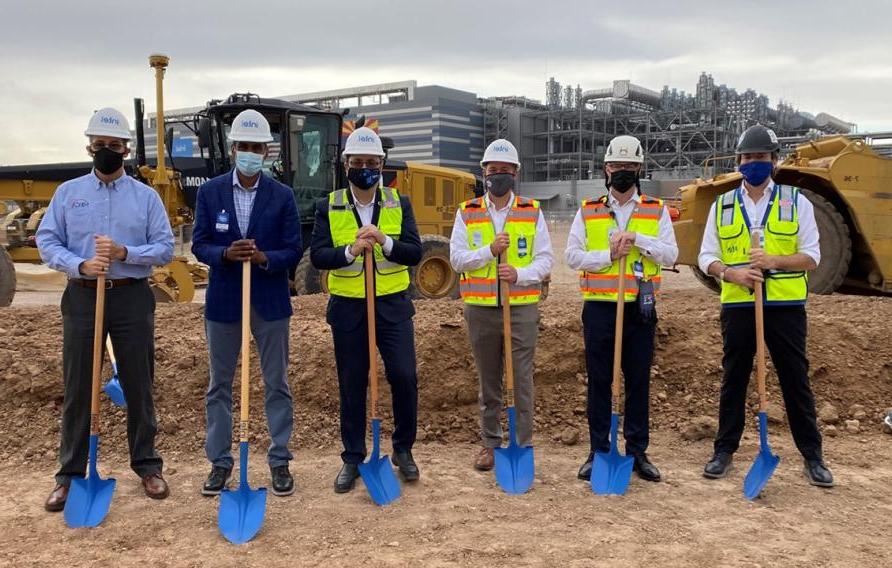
left=192, top=110, right=302, bottom=497
left=311, top=127, right=422, bottom=494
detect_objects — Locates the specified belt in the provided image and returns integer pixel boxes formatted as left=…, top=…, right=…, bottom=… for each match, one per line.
left=69, top=277, right=144, bottom=289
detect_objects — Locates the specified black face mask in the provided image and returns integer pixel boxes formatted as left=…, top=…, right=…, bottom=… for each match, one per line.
left=606, top=170, right=638, bottom=193
left=93, top=147, right=125, bottom=175
left=347, top=167, right=381, bottom=191
left=485, top=173, right=514, bottom=197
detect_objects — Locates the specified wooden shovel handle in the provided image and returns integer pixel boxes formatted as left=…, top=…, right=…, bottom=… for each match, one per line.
left=240, top=261, right=250, bottom=442
left=499, top=252, right=515, bottom=401
left=89, top=274, right=106, bottom=435
left=365, top=252, right=379, bottom=418
left=611, top=256, right=626, bottom=412
left=751, top=229, right=768, bottom=411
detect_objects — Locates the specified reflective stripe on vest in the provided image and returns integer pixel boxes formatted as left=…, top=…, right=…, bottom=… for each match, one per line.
left=578, top=195, right=663, bottom=302
left=327, top=187, right=409, bottom=298
left=717, top=185, right=807, bottom=306
left=458, top=196, right=541, bottom=306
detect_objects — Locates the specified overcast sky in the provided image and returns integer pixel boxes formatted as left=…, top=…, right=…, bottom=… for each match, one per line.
left=2, top=0, right=890, bottom=165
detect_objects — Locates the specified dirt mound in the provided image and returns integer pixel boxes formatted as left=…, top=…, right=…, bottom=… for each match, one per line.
left=1, top=285, right=891, bottom=465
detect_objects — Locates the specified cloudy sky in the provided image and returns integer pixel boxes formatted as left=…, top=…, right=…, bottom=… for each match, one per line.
left=2, top=0, right=890, bottom=165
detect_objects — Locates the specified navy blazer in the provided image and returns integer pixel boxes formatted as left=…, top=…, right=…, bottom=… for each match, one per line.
left=192, top=170, right=303, bottom=323
left=310, top=190, right=422, bottom=333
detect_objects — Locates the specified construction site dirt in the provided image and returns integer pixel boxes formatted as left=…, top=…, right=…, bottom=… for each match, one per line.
left=1, top=243, right=891, bottom=566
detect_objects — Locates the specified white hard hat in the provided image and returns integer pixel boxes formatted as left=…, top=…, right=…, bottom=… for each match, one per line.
left=229, top=109, right=274, bottom=143
left=84, top=107, right=132, bottom=140
left=604, top=135, right=644, bottom=164
left=480, top=139, right=520, bottom=168
left=342, top=127, right=385, bottom=157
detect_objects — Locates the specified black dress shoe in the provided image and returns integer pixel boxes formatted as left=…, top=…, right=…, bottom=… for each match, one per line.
left=803, top=459, right=834, bottom=487
left=334, top=463, right=360, bottom=494
left=577, top=455, right=594, bottom=481
left=633, top=453, right=661, bottom=482
left=703, top=452, right=733, bottom=479
left=391, top=451, right=420, bottom=482
left=201, top=466, right=232, bottom=496
left=271, top=465, right=295, bottom=496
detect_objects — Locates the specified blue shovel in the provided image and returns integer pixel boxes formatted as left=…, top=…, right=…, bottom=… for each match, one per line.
left=743, top=227, right=780, bottom=500
left=102, top=337, right=126, bottom=408
left=357, top=252, right=401, bottom=506
left=591, top=256, right=635, bottom=496
left=64, top=273, right=116, bottom=528
left=494, top=253, right=535, bottom=495
left=219, top=261, right=267, bottom=544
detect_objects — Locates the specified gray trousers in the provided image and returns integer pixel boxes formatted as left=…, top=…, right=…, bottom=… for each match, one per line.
left=56, top=280, right=162, bottom=485
left=205, top=309, right=293, bottom=468
left=464, top=304, right=538, bottom=448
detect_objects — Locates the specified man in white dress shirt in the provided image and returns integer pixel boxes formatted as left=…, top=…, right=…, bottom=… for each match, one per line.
left=698, top=124, right=833, bottom=487
left=565, top=135, right=677, bottom=483
left=450, top=139, right=553, bottom=472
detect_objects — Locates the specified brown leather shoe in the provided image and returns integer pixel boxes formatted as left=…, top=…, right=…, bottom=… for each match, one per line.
left=142, top=473, right=170, bottom=500
left=44, top=484, right=69, bottom=512
left=474, top=447, right=495, bottom=471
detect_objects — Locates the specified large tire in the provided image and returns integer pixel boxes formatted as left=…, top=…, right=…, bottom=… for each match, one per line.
left=802, top=189, right=850, bottom=294
left=691, top=265, right=720, bottom=294
left=292, top=255, right=328, bottom=295
left=409, top=234, right=459, bottom=300
left=0, top=247, right=15, bottom=307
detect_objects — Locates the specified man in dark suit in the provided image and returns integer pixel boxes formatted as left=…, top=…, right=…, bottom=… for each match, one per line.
left=192, top=109, right=302, bottom=497
left=311, top=127, right=423, bottom=494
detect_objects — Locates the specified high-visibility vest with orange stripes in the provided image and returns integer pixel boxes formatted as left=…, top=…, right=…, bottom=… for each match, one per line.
left=579, top=195, right=663, bottom=302
left=458, top=196, right=541, bottom=306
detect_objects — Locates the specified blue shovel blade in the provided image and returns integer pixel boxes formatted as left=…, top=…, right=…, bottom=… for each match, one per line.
left=591, top=413, right=634, bottom=496
left=358, top=418, right=401, bottom=506
left=219, top=484, right=267, bottom=544
left=494, top=407, right=535, bottom=495
left=64, top=435, right=116, bottom=528
left=102, top=377, right=126, bottom=408
left=743, top=412, right=780, bottom=500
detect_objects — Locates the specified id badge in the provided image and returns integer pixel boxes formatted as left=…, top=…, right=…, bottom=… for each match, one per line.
left=472, top=231, right=483, bottom=249
left=633, top=259, right=644, bottom=279
left=215, top=210, right=230, bottom=233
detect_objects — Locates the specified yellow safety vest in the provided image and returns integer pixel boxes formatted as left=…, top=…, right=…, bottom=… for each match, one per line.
left=717, top=185, right=807, bottom=306
left=458, top=195, right=541, bottom=306
left=578, top=195, right=663, bottom=302
left=327, top=187, right=409, bottom=298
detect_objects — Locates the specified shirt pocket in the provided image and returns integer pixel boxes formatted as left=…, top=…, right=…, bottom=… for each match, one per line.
left=65, top=200, right=95, bottom=244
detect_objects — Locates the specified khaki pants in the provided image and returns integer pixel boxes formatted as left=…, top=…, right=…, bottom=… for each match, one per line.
left=464, top=303, right=539, bottom=448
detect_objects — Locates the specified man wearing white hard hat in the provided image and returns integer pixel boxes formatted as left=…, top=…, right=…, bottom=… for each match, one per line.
left=450, top=139, right=553, bottom=472
left=37, top=108, right=175, bottom=511
left=565, top=135, right=677, bottom=483
left=192, top=109, right=303, bottom=497
left=310, top=126, right=423, bottom=494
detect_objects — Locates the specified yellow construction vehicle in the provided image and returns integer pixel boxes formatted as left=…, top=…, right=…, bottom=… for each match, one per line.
left=0, top=55, right=479, bottom=306
left=674, top=135, right=892, bottom=296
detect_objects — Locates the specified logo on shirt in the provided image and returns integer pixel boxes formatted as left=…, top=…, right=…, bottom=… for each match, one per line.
left=71, top=199, right=89, bottom=209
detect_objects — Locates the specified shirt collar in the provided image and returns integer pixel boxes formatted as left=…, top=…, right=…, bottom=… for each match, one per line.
left=232, top=168, right=260, bottom=191
left=485, top=191, right=514, bottom=212
left=91, top=170, right=125, bottom=191
left=607, top=190, right=639, bottom=208
left=350, top=187, right=378, bottom=208
left=739, top=180, right=776, bottom=203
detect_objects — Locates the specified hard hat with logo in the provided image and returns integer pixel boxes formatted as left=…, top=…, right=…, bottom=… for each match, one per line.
left=735, top=124, right=780, bottom=154
left=229, top=109, right=274, bottom=143
left=604, top=135, right=644, bottom=164
left=480, top=139, right=520, bottom=169
left=84, top=107, right=132, bottom=140
left=342, top=127, right=385, bottom=157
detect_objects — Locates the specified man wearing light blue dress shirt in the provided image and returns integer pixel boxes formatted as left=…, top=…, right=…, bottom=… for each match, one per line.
left=36, top=107, right=174, bottom=512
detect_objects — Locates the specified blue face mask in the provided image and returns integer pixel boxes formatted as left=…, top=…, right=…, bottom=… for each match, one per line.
left=738, top=161, right=773, bottom=186
left=348, top=167, right=381, bottom=190
left=235, top=151, right=264, bottom=176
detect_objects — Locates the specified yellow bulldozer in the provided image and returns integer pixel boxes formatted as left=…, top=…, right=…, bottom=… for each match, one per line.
left=0, top=55, right=479, bottom=306
left=673, top=135, right=892, bottom=296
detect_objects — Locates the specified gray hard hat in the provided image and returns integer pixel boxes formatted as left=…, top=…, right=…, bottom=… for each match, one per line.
left=736, top=125, right=780, bottom=154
